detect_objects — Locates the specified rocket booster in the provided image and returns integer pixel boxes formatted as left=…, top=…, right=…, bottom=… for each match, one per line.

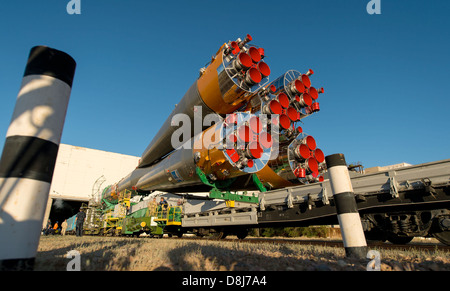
left=105, top=111, right=274, bottom=200
left=252, top=69, right=326, bottom=189
left=139, top=34, right=271, bottom=168
left=102, top=35, right=328, bottom=202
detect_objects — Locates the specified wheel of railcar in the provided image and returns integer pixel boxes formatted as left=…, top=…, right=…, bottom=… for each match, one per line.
left=431, top=216, right=450, bottom=246
left=386, top=234, right=414, bottom=245
left=236, top=229, right=248, bottom=240
left=433, top=231, right=450, bottom=246
left=211, top=231, right=227, bottom=239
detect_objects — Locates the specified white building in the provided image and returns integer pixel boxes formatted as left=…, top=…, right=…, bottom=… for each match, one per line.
left=43, top=144, right=140, bottom=227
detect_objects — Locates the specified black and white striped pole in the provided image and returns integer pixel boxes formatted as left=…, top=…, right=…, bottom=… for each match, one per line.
left=0, top=46, right=76, bottom=270
left=325, top=153, right=367, bottom=259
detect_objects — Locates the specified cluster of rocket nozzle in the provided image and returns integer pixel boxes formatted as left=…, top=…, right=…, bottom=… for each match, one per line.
left=259, top=69, right=324, bottom=129
left=222, top=112, right=273, bottom=172
left=223, top=34, right=271, bottom=87
left=292, top=135, right=326, bottom=183
left=103, top=34, right=327, bottom=199
left=248, top=66, right=326, bottom=187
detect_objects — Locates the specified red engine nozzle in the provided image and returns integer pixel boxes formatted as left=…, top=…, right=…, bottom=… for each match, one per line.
left=259, top=132, right=273, bottom=149
left=249, top=116, right=263, bottom=133
left=233, top=52, right=253, bottom=71
left=287, top=107, right=299, bottom=121
left=308, top=87, right=319, bottom=100
left=311, top=102, right=320, bottom=112
left=263, top=99, right=282, bottom=115
left=277, top=92, right=290, bottom=108
left=257, top=61, right=271, bottom=78
left=248, top=47, right=262, bottom=63
left=313, top=148, right=325, bottom=163
left=237, top=125, right=255, bottom=143
left=301, top=135, right=316, bottom=150
left=294, top=143, right=310, bottom=161
left=296, top=93, right=313, bottom=107
left=306, top=157, right=319, bottom=173
left=301, top=74, right=311, bottom=88
left=289, top=79, right=305, bottom=95
left=293, top=167, right=306, bottom=178
left=244, top=67, right=262, bottom=86
left=246, top=141, right=264, bottom=159
left=279, top=114, right=291, bottom=130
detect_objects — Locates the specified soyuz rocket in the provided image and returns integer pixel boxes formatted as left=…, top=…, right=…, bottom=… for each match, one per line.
left=103, top=34, right=326, bottom=201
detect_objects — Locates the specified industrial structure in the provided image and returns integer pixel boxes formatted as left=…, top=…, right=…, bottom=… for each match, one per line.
left=44, top=144, right=140, bottom=228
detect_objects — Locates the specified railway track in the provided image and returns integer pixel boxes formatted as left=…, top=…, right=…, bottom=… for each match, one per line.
left=164, top=236, right=450, bottom=252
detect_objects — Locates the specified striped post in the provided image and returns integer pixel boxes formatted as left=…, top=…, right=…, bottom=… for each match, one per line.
left=325, top=153, right=367, bottom=259
left=0, top=46, right=76, bottom=270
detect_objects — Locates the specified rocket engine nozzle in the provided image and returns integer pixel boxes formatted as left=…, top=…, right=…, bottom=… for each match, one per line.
left=248, top=47, right=262, bottom=63
left=237, top=125, right=255, bottom=143
left=301, top=74, right=311, bottom=88
left=233, top=52, right=253, bottom=71
left=244, top=67, right=262, bottom=86
left=311, top=102, right=320, bottom=112
left=226, top=148, right=240, bottom=163
left=249, top=115, right=262, bottom=133
left=295, top=93, right=313, bottom=107
left=300, top=135, right=316, bottom=151
left=279, top=114, right=291, bottom=130
left=287, top=107, right=299, bottom=121
left=259, top=132, right=273, bottom=149
left=230, top=41, right=240, bottom=55
left=240, top=34, right=253, bottom=48
left=308, top=87, right=319, bottom=100
left=225, top=113, right=238, bottom=125
left=246, top=141, right=264, bottom=159
left=277, top=92, right=290, bottom=108
left=294, top=143, right=311, bottom=161
left=289, top=79, right=306, bottom=95
left=313, top=148, right=325, bottom=163
left=305, top=157, right=319, bottom=173
left=257, top=61, right=271, bottom=78
left=262, top=99, right=282, bottom=115
left=293, top=167, right=306, bottom=178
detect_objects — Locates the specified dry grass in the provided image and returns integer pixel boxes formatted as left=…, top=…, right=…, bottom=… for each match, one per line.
left=34, top=235, right=450, bottom=271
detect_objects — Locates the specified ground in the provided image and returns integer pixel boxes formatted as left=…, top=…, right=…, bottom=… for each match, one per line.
left=34, top=235, right=449, bottom=271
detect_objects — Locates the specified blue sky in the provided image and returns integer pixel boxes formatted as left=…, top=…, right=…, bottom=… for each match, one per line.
left=0, top=0, right=449, bottom=169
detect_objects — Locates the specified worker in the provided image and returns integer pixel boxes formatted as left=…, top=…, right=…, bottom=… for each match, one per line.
left=43, top=219, right=52, bottom=235
left=159, top=197, right=168, bottom=208
left=53, top=221, right=59, bottom=235
left=61, top=219, right=68, bottom=236
left=159, top=197, right=168, bottom=218
left=75, top=208, right=86, bottom=237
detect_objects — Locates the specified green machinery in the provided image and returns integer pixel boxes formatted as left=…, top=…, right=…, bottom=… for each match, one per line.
left=84, top=189, right=182, bottom=237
